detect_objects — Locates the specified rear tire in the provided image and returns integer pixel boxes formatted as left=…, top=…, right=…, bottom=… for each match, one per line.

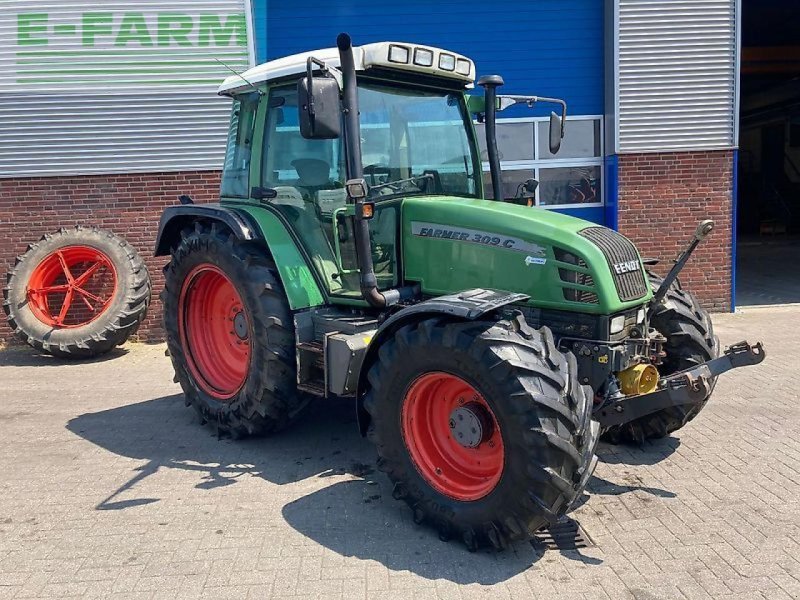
left=2, top=226, right=150, bottom=358
left=364, top=314, right=599, bottom=551
left=162, top=222, right=309, bottom=437
left=602, top=273, right=719, bottom=443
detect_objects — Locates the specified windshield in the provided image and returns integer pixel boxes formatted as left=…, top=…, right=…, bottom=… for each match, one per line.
left=259, top=81, right=479, bottom=299
left=261, top=81, right=478, bottom=200
left=358, top=82, right=479, bottom=199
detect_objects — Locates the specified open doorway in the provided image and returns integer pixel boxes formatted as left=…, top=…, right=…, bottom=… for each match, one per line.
left=737, top=0, right=800, bottom=306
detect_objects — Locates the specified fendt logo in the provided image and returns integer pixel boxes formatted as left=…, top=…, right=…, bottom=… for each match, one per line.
left=613, top=260, right=640, bottom=275
left=13, top=10, right=248, bottom=87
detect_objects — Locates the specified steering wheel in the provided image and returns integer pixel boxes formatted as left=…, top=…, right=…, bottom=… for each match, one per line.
left=363, top=164, right=391, bottom=186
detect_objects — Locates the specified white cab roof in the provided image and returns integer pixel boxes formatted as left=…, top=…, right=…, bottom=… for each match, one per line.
left=219, top=42, right=475, bottom=95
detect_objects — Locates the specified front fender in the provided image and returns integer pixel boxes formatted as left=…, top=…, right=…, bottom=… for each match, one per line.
left=355, top=288, right=529, bottom=435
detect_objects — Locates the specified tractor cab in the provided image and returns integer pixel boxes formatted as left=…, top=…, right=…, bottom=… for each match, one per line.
left=218, top=40, right=486, bottom=301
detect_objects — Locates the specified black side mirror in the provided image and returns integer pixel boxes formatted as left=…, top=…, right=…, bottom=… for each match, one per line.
left=549, top=111, right=563, bottom=154
left=298, top=76, right=341, bottom=139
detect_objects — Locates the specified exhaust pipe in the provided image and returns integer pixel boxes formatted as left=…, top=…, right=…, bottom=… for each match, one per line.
left=477, top=75, right=504, bottom=201
left=336, top=33, right=416, bottom=308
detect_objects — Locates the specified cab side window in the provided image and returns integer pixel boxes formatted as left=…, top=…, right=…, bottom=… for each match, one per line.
left=220, top=93, right=259, bottom=198
left=262, top=87, right=345, bottom=207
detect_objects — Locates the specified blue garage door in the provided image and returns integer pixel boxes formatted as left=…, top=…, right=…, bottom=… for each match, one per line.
left=252, top=0, right=606, bottom=224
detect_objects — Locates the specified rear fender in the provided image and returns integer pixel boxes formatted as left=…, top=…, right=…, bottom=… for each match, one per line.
left=355, top=288, right=529, bottom=435
left=154, top=204, right=258, bottom=256
left=154, top=203, right=325, bottom=310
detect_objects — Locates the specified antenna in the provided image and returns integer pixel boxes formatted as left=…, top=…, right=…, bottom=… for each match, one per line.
left=215, top=58, right=263, bottom=96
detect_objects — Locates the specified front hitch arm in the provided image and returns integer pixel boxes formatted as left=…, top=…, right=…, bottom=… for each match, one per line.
left=594, top=341, right=766, bottom=429
left=649, top=219, right=714, bottom=319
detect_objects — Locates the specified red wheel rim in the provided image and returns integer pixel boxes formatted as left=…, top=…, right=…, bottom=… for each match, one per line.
left=26, top=245, right=117, bottom=328
left=178, top=265, right=251, bottom=401
left=401, top=372, right=504, bottom=501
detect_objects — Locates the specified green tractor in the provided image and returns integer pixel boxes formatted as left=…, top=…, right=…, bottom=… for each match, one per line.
left=155, top=34, right=764, bottom=550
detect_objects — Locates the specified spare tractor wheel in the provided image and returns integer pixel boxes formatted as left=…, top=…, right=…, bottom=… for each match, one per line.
left=2, top=226, right=150, bottom=358
left=162, top=222, right=309, bottom=437
left=363, top=315, right=599, bottom=551
left=602, top=272, right=720, bottom=444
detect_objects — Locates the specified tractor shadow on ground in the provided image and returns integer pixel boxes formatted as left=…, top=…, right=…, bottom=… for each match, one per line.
left=66, top=393, right=373, bottom=498
left=595, top=437, right=681, bottom=467
left=566, top=439, right=679, bottom=513
left=0, top=345, right=129, bottom=367
left=280, top=480, right=596, bottom=584
left=66, top=393, right=598, bottom=583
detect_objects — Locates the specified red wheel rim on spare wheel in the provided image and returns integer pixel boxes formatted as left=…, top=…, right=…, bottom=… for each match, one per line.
left=26, top=245, right=118, bottom=329
left=179, top=264, right=251, bottom=401
left=401, top=372, right=504, bottom=501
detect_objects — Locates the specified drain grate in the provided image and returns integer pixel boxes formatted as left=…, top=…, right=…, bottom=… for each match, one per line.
left=531, top=518, right=594, bottom=551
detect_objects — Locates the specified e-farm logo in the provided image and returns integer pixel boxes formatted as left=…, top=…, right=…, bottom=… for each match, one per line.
left=15, top=11, right=249, bottom=86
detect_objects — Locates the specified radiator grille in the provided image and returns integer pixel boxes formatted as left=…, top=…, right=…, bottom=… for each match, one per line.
left=579, top=227, right=648, bottom=302
left=554, top=248, right=599, bottom=304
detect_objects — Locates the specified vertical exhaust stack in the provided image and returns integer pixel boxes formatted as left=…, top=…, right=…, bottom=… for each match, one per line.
left=337, top=33, right=415, bottom=308
left=477, top=75, right=505, bottom=201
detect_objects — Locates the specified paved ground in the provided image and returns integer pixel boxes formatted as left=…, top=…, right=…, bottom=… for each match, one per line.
left=0, top=307, right=798, bottom=600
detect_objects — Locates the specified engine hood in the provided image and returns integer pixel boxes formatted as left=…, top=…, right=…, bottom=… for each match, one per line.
left=400, top=196, right=652, bottom=315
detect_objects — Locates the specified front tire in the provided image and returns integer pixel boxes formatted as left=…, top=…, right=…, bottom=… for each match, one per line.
left=364, top=315, right=599, bottom=551
left=162, top=223, right=308, bottom=437
left=603, top=273, right=720, bottom=443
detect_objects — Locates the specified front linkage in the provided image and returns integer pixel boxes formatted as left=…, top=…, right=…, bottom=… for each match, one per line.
left=587, top=218, right=766, bottom=431
left=595, top=340, right=765, bottom=428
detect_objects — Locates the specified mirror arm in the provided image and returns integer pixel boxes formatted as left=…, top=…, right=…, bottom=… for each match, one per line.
left=305, top=56, right=343, bottom=93
left=496, top=95, right=567, bottom=137
left=539, top=97, right=567, bottom=138
left=305, top=59, right=316, bottom=117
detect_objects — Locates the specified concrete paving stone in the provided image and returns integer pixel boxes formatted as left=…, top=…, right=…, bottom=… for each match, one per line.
left=1, top=306, right=799, bottom=598
left=762, top=588, right=795, bottom=600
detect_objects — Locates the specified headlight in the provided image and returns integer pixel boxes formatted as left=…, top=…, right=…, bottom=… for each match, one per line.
left=636, top=307, right=646, bottom=324
left=456, top=58, right=471, bottom=75
left=610, top=314, right=626, bottom=335
left=388, top=44, right=410, bottom=64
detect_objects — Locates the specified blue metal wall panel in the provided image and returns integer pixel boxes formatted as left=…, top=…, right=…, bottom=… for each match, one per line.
left=253, top=0, right=268, bottom=67
left=256, top=0, right=604, bottom=116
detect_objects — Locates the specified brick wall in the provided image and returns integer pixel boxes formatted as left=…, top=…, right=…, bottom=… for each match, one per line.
left=617, top=150, right=733, bottom=312
left=0, top=171, right=221, bottom=345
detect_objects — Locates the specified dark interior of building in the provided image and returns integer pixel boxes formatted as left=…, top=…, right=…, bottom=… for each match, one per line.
left=737, top=0, right=800, bottom=305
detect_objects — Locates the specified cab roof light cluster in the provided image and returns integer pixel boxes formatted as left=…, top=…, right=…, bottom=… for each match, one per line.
left=377, top=43, right=475, bottom=83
